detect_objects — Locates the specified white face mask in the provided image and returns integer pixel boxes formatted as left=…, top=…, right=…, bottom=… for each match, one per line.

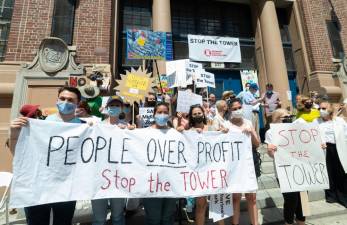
left=232, top=109, right=243, bottom=119
left=320, top=109, right=330, bottom=118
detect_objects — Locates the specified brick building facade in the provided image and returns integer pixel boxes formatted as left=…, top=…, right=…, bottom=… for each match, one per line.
left=0, top=0, right=347, bottom=171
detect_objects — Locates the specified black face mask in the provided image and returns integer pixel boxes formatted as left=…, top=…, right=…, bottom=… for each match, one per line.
left=304, top=102, right=313, bottom=109
left=282, top=118, right=292, bottom=123
left=191, top=116, right=204, bottom=124
left=38, top=115, right=47, bottom=120
left=147, top=101, right=156, bottom=107
left=118, top=112, right=126, bottom=120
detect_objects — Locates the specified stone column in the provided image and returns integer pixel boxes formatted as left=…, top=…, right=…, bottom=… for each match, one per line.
left=258, top=0, right=292, bottom=109
left=152, top=0, right=171, bottom=78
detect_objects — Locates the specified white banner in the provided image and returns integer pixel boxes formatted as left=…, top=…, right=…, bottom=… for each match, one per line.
left=176, top=90, right=203, bottom=113
left=209, top=194, right=233, bottom=222
left=10, top=119, right=257, bottom=208
left=270, top=123, right=329, bottom=193
left=188, top=35, right=241, bottom=63
left=139, top=107, right=154, bottom=128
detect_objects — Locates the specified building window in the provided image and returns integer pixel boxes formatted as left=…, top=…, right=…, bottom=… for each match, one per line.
left=119, top=0, right=152, bottom=68
left=51, top=0, right=76, bottom=45
left=0, top=0, right=14, bottom=61
left=326, top=20, right=344, bottom=59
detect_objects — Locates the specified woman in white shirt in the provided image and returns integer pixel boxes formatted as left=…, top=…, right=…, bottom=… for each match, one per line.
left=224, top=98, right=260, bottom=225
left=314, top=101, right=347, bottom=207
left=265, top=108, right=306, bottom=225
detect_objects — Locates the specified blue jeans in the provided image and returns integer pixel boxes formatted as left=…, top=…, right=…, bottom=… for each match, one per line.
left=24, top=201, right=76, bottom=225
left=91, top=198, right=125, bottom=225
left=143, top=198, right=177, bottom=225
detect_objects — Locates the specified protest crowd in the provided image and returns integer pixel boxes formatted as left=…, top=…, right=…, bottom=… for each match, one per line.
left=7, top=81, right=347, bottom=225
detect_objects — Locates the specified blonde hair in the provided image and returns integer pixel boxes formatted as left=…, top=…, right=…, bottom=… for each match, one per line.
left=296, top=95, right=309, bottom=111
left=216, top=100, right=227, bottom=112
left=272, top=108, right=290, bottom=123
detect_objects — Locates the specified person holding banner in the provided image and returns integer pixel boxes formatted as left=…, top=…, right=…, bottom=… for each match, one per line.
left=143, top=102, right=177, bottom=225
left=224, top=98, right=260, bottom=225
left=9, top=86, right=83, bottom=225
left=265, top=108, right=306, bottom=225
left=314, top=101, right=347, bottom=207
left=182, top=104, right=228, bottom=225
left=91, top=95, right=135, bottom=225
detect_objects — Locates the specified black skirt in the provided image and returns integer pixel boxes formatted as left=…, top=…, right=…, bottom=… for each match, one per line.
left=325, top=143, right=347, bottom=207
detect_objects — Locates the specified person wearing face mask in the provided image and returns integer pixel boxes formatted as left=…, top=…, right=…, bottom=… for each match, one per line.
left=181, top=104, right=228, bottom=225
left=313, top=101, right=347, bottom=207
left=261, top=83, right=281, bottom=130
left=143, top=102, right=177, bottom=225
left=9, top=86, right=82, bottom=225
left=145, top=93, right=157, bottom=107
left=295, top=96, right=320, bottom=122
left=223, top=98, right=260, bottom=225
left=266, top=108, right=309, bottom=225
left=91, top=95, right=134, bottom=225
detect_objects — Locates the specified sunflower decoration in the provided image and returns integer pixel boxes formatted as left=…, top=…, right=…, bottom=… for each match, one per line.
left=114, top=67, right=156, bottom=104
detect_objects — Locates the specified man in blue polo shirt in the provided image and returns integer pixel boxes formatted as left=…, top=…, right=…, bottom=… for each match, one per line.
left=9, top=86, right=82, bottom=225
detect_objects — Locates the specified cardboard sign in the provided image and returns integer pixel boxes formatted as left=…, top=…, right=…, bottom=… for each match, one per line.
left=139, top=107, right=154, bottom=128
left=176, top=90, right=203, bottom=113
left=270, top=123, right=329, bottom=193
left=115, top=67, right=155, bottom=104
left=188, top=35, right=241, bottom=63
left=10, top=119, right=257, bottom=208
left=69, top=76, right=87, bottom=88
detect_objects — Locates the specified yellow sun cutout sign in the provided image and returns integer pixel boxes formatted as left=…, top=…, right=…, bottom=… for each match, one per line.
left=114, top=67, right=156, bottom=104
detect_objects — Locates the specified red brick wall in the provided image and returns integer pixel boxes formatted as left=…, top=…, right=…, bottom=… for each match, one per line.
left=297, top=0, right=347, bottom=72
left=73, top=0, right=112, bottom=64
left=5, top=0, right=112, bottom=64
left=5, top=0, right=54, bottom=62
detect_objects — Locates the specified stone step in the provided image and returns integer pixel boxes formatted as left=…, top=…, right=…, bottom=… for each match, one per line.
left=258, top=174, right=279, bottom=190
left=260, top=161, right=275, bottom=175
left=240, top=188, right=325, bottom=211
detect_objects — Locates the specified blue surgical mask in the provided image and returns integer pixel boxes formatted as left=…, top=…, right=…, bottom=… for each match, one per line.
left=154, top=114, right=169, bottom=126
left=108, top=106, right=122, bottom=117
left=56, top=101, right=77, bottom=115
left=123, top=107, right=131, bottom=114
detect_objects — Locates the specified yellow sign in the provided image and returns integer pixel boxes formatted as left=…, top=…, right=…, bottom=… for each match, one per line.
left=115, top=67, right=155, bottom=104
left=126, top=73, right=149, bottom=90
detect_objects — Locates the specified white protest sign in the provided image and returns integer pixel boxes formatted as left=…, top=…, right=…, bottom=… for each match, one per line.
left=166, top=60, right=203, bottom=87
left=186, top=61, right=203, bottom=84
left=10, top=119, right=257, bottom=208
left=188, top=34, right=241, bottom=63
left=209, top=194, right=233, bottom=222
left=270, top=123, right=329, bottom=193
left=196, top=70, right=215, bottom=88
left=139, top=107, right=154, bottom=128
left=176, top=90, right=203, bottom=113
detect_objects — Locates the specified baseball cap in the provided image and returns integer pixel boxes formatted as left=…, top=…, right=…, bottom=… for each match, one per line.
left=20, top=104, right=40, bottom=118
left=106, top=95, right=123, bottom=107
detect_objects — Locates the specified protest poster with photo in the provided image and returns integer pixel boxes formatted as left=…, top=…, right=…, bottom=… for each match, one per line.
left=176, top=90, right=203, bottom=113
left=240, top=70, right=259, bottom=97
left=126, top=30, right=173, bottom=60
left=139, top=107, right=154, bottom=128
left=270, top=123, right=329, bottom=193
left=10, top=119, right=257, bottom=208
left=188, top=34, right=241, bottom=63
